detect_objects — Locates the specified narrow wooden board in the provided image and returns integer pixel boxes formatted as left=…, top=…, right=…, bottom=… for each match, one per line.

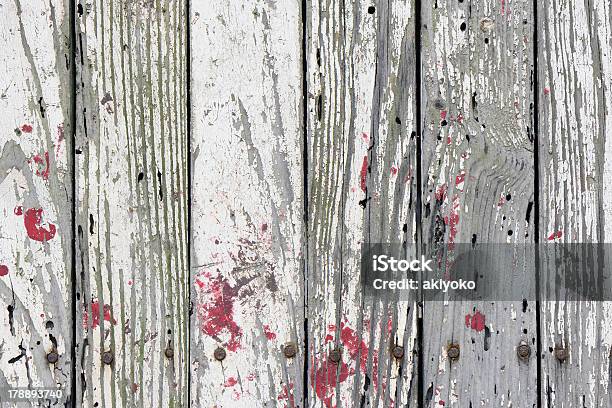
left=306, top=1, right=418, bottom=406
left=189, top=1, right=305, bottom=406
left=0, top=0, right=73, bottom=404
left=74, top=1, right=188, bottom=406
left=420, top=1, right=537, bottom=406
left=537, top=1, right=612, bottom=406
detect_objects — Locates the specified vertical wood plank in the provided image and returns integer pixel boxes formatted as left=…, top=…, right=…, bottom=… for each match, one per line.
left=189, top=1, right=305, bottom=406
left=420, top=1, right=536, bottom=405
left=75, top=1, right=188, bottom=406
left=0, top=0, right=73, bottom=404
left=306, top=1, right=418, bottom=406
left=538, top=0, right=612, bottom=406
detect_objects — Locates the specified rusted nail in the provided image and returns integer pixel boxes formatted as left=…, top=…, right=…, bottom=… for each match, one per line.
left=517, top=341, right=531, bottom=361
left=434, top=99, right=446, bottom=110
left=554, top=345, right=567, bottom=362
left=46, top=351, right=59, bottom=364
left=447, top=343, right=460, bottom=361
left=165, top=347, right=174, bottom=359
left=480, top=17, right=495, bottom=33
left=214, top=347, right=226, bottom=362
left=283, top=342, right=297, bottom=358
left=329, top=348, right=342, bottom=364
left=102, top=351, right=114, bottom=365
left=392, top=345, right=404, bottom=359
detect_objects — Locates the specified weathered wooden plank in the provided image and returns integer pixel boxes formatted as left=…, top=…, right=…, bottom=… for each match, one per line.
left=0, top=0, right=73, bottom=405
left=74, top=1, right=188, bottom=406
left=306, top=1, right=418, bottom=406
left=420, top=1, right=536, bottom=406
left=189, top=1, right=305, bottom=406
left=537, top=1, right=612, bottom=406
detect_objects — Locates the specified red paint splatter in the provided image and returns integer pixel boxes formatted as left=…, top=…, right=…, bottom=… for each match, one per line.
left=456, top=112, right=464, bottom=123
left=548, top=230, right=563, bottom=241
left=278, top=383, right=295, bottom=408
left=32, top=151, right=50, bottom=180
left=14, top=206, right=23, bottom=216
left=465, top=310, right=486, bottom=332
left=23, top=208, right=56, bottom=242
left=447, top=136, right=452, bottom=145
left=261, top=223, right=268, bottom=232
left=83, top=300, right=117, bottom=329
left=390, top=166, right=398, bottom=176
left=0, top=265, right=8, bottom=277
left=224, top=377, right=238, bottom=387
left=435, top=184, right=448, bottom=202
left=131, top=383, right=139, bottom=393
left=544, top=87, right=550, bottom=95
left=440, top=110, right=447, bottom=120
left=55, top=124, right=65, bottom=157
left=497, top=194, right=506, bottom=207
left=21, top=124, right=33, bottom=133
left=455, top=171, right=466, bottom=187
left=313, top=321, right=380, bottom=407
left=501, top=0, right=505, bottom=15
left=127, top=280, right=133, bottom=286
left=439, top=401, right=446, bottom=406
left=195, top=274, right=243, bottom=352
left=443, top=195, right=461, bottom=250
left=263, top=325, right=277, bottom=340
left=360, top=156, right=368, bottom=192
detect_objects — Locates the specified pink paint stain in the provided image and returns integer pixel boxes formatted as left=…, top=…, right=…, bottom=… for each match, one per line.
left=390, top=166, right=398, bottom=176
left=497, top=194, right=506, bottom=207
left=548, top=230, right=563, bottom=241
left=0, top=265, right=8, bottom=277
left=443, top=195, right=461, bottom=250
left=21, top=124, right=33, bottom=133
left=360, top=156, right=368, bottom=192
left=83, top=300, right=117, bottom=329
left=224, top=377, right=238, bottom=387
left=435, top=184, right=448, bottom=202
left=501, top=0, right=505, bottom=15
left=456, top=112, right=464, bottom=123
left=361, top=132, right=369, bottom=143
left=22, top=208, right=56, bottom=242
left=263, top=325, right=277, bottom=340
left=313, top=321, right=379, bottom=407
left=544, top=87, right=550, bottom=95
left=277, top=383, right=295, bottom=408
left=32, top=152, right=50, bottom=180
left=465, top=310, right=486, bottom=332
left=195, top=273, right=243, bottom=352
left=455, top=171, right=466, bottom=188
left=55, top=124, right=65, bottom=157
left=440, top=110, right=447, bottom=120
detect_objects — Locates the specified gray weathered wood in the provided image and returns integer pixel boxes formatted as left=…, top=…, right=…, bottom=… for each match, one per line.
left=420, top=1, right=537, bottom=405
left=189, top=0, right=305, bottom=406
left=306, top=1, right=418, bottom=406
left=75, top=1, right=189, bottom=406
left=0, top=0, right=73, bottom=405
left=537, top=1, right=612, bottom=406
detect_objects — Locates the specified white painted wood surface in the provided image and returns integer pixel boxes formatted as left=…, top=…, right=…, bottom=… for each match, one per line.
left=0, top=0, right=73, bottom=405
left=190, top=0, right=305, bottom=406
left=538, top=0, right=612, bottom=406
left=306, top=1, right=418, bottom=406
left=420, top=1, right=537, bottom=406
left=75, top=1, right=188, bottom=406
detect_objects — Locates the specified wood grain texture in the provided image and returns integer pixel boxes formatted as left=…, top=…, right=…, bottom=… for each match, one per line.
left=75, top=1, right=188, bottom=406
left=306, top=1, right=418, bottom=406
left=420, top=1, right=536, bottom=406
left=537, top=0, right=612, bottom=406
left=0, top=0, right=73, bottom=405
left=189, top=1, right=305, bottom=406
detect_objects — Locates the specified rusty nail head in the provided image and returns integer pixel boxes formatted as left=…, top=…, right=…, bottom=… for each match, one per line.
left=329, top=348, right=342, bottom=364
left=214, top=347, right=226, bottom=361
left=102, top=351, right=114, bottom=365
left=392, top=345, right=404, bottom=359
left=517, top=341, right=531, bottom=360
left=447, top=344, right=460, bottom=360
left=46, top=351, right=59, bottom=364
left=283, top=342, right=297, bottom=358
left=165, top=347, right=174, bottom=359
left=554, top=346, right=567, bottom=362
